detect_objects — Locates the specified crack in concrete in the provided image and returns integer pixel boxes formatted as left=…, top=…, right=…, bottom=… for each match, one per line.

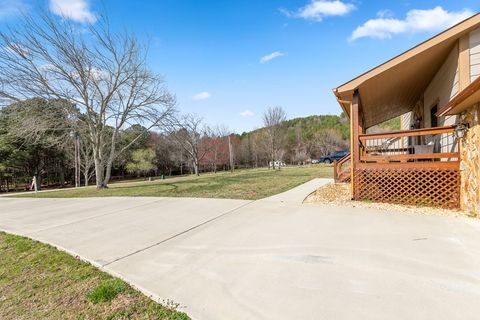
left=102, top=200, right=255, bottom=267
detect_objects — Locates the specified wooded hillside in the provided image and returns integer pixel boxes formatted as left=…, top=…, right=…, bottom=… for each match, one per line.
left=237, top=113, right=350, bottom=166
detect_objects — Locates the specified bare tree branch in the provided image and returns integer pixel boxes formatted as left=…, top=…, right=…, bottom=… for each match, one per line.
left=0, top=11, right=176, bottom=188
left=262, top=106, right=287, bottom=169
left=167, top=113, right=212, bottom=176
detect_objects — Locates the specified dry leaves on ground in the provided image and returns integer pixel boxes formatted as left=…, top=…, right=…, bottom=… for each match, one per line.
left=305, top=183, right=474, bottom=217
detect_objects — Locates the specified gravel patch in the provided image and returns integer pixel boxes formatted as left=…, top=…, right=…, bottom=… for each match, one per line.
left=304, top=182, right=475, bottom=218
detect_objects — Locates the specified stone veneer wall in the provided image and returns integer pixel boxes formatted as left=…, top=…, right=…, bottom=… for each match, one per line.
left=460, top=104, right=480, bottom=215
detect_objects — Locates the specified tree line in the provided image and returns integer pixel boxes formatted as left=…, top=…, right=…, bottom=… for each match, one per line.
left=0, top=12, right=351, bottom=192
left=0, top=99, right=351, bottom=192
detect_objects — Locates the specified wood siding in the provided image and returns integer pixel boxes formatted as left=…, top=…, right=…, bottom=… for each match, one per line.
left=470, top=28, right=480, bottom=83
left=424, top=44, right=459, bottom=128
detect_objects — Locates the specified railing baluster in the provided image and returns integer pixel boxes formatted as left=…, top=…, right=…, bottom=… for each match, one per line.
left=358, top=125, right=459, bottom=164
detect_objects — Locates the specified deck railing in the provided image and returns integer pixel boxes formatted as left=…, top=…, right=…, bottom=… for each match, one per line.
left=353, top=125, right=460, bottom=209
left=358, top=125, right=459, bottom=167
left=333, top=153, right=351, bottom=182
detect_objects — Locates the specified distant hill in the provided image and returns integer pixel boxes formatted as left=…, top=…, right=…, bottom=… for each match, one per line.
left=241, top=113, right=400, bottom=139
left=238, top=113, right=401, bottom=161
left=282, top=114, right=350, bottom=140
left=242, top=114, right=349, bottom=138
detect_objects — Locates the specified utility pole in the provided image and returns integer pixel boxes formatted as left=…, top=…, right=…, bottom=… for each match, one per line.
left=228, top=135, right=234, bottom=173
left=76, top=133, right=81, bottom=187
left=70, top=131, right=81, bottom=187
left=180, top=150, right=183, bottom=175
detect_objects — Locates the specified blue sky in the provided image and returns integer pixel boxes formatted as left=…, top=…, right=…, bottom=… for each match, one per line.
left=1, top=1, right=480, bottom=133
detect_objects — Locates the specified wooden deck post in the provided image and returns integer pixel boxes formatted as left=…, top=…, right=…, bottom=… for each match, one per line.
left=333, top=160, right=338, bottom=182
left=350, top=89, right=363, bottom=199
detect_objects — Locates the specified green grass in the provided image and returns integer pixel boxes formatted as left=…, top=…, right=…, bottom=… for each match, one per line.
left=15, top=166, right=333, bottom=200
left=87, top=279, right=127, bottom=304
left=0, top=231, right=190, bottom=320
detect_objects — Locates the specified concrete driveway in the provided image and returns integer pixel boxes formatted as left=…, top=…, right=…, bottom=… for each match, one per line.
left=1, top=178, right=480, bottom=320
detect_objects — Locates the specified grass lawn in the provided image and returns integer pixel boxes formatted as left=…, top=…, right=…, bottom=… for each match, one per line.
left=14, top=166, right=332, bottom=200
left=0, top=231, right=189, bottom=320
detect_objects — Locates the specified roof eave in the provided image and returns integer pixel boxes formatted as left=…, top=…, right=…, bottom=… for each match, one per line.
left=333, top=88, right=351, bottom=117
left=334, top=12, right=480, bottom=96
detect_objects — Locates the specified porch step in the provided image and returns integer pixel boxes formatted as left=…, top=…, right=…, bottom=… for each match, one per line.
left=337, top=172, right=351, bottom=183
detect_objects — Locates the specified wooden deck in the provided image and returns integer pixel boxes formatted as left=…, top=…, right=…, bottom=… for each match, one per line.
left=333, top=89, right=461, bottom=209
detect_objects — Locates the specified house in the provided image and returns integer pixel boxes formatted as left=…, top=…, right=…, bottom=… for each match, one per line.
left=332, top=13, right=480, bottom=213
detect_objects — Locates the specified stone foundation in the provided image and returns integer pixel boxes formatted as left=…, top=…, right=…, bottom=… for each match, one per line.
left=460, top=104, right=480, bottom=215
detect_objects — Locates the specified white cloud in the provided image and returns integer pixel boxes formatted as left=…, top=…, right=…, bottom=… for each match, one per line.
left=350, top=6, right=474, bottom=41
left=376, top=9, right=394, bottom=19
left=240, top=110, right=254, bottom=117
left=282, top=0, right=355, bottom=22
left=87, top=67, right=109, bottom=80
left=49, top=0, right=97, bottom=23
left=192, top=91, right=211, bottom=100
left=2, top=43, right=29, bottom=56
left=39, top=63, right=55, bottom=72
left=259, top=51, right=285, bottom=64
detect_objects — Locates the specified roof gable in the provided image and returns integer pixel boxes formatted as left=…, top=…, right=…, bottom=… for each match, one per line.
left=333, top=13, right=480, bottom=128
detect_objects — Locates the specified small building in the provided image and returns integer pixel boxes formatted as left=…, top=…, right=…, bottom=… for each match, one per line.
left=333, top=13, right=480, bottom=213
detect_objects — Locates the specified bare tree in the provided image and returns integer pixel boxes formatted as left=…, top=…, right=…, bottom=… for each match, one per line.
left=210, top=124, right=229, bottom=173
left=293, top=146, right=308, bottom=165
left=79, top=140, right=95, bottom=186
left=309, top=129, right=347, bottom=158
left=249, top=130, right=270, bottom=168
left=0, top=13, right=175, bottom=188
left=74, top=121, right=95, bottom=186
left=228, top=134, right=234, bottom=173
left=169, top=114, right=211, bottom=176
left=262, top=106, right=287, bottom=169
left=2, top=98, right=79, bottom=188
left=2, top=98, right=77, bottom=147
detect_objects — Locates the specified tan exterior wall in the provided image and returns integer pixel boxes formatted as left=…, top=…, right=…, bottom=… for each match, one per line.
left=400, top=100, right=424, bottom=129
left=422, top=34, right=480, bottom=214
left=460, top=104, right=480, bottom=215
left=400, top=100, right=424, bottom=148
left=424, top=43, right=460, bottom=128
left=470, top=28, right=480, bottom=82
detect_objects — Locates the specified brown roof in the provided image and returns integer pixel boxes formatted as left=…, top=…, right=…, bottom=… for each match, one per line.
left=333, top=13, right=480, bottom=128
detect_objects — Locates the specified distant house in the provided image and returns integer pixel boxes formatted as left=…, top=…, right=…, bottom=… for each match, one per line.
left=333, top=13, right=480, bottom=213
